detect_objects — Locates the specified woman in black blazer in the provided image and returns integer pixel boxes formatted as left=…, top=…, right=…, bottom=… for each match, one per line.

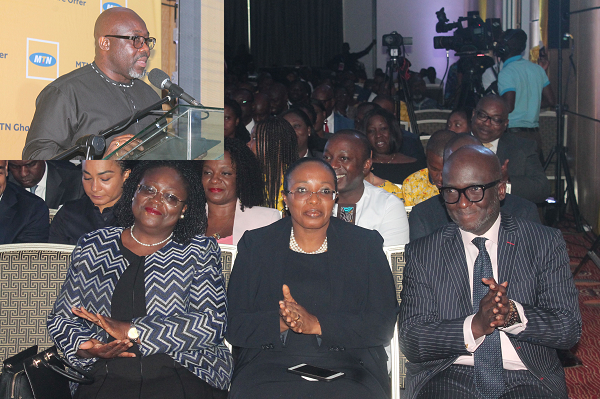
left=226, top=158, right=399, bottom=399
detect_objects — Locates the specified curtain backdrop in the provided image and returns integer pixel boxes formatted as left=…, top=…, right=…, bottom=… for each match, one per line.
left=225, top=0, right=343, bottom=71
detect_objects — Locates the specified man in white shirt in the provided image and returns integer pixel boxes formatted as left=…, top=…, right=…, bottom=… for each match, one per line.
left=322, top=130, right=409, bottom=246
left=399, top=145, right=580, bottom=398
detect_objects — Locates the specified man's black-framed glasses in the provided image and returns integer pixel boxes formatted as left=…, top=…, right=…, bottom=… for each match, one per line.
left=105, top=35, right=156, bottom=50
left=440, top=180, right=501, bottom=204
left=474, top=109, right=506, bottom=126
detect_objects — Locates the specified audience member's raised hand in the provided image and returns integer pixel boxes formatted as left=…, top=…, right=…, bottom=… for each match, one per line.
left=279, top=284, right=322, bottom=335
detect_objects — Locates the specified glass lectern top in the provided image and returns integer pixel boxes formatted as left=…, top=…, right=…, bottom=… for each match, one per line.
left=103, top=105, right=224, bottom=160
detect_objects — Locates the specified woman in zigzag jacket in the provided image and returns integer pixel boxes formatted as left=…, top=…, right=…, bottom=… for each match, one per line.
left=48, top=161, right=232, bottom=399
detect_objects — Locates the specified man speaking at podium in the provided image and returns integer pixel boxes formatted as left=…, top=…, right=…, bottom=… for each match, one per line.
left=23, top=7, right=160, bottom=160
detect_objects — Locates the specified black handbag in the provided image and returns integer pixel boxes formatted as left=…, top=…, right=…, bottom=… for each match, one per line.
left=1, top=345, right=93, bottom=399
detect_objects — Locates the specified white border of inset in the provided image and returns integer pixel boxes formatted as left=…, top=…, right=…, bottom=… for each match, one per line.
left=26, top=38, right=60, bottom=81
left=100, top=0, right=128, bottom=14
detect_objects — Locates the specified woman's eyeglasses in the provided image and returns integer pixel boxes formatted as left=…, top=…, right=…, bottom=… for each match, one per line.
left=285, top=188, right=337, bottom=201
left=136, top=184, right=185, bottom=207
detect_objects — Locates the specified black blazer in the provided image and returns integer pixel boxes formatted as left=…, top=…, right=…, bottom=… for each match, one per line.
left=226, top=217, right=399, bottom=387
left=8, top=161, right=84, bottom=209
left=497, top=132, right=550, bottom=204
left=409, top=193, right=541, bottom=241
left=399, top=213, right=581, bottom=398
left=0, top=181, right=49, bottom=244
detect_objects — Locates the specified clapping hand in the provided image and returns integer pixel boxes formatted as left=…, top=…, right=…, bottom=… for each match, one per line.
left=72, top=306, right=131, bottom=341
left=72, top=306, right=136, bottom=359
left=279, top=285, right=322, bottom=335
left=472, top=279, right=510, bottom=339
left=76, top=338, right=135, bottom=359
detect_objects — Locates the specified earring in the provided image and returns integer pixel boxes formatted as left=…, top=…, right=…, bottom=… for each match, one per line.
left=180, top=214, right=185, bottom=219
left=284, top=204, right=288, bottom=211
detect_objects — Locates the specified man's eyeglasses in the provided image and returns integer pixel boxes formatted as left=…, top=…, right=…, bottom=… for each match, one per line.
left=285, top=188, right=337, bottom=201
left=440, top=180, right=500, bottom=204
left=105, top=35, right=156, bottom=50
left=136, top=184, right=185, bottom=207
left=474, top=110, right=506, bottom=126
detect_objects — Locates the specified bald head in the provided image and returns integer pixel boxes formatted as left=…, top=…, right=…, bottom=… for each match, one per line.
left=93, top=8, right=150, bottom=83
left=94, top=8, right=146, bottom=48
left=443, top=133, right=482, bottom=160
left=312, top=85, right=335, bottom=116
left=443, top=146, right=504, bottom=235
left=372, top=95, right=394, bottom=115
left=426, top=130, right=457, bottom=158
left=444, top=146, right=502, bottom=182
left=328, top=130, right=371, bottom=162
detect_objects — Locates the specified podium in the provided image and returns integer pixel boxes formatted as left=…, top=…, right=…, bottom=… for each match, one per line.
left=103, top=105, right=223, bottom=160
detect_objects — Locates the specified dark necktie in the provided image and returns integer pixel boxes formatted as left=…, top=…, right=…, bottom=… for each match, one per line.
left=472, top=237, right=505, bottom=398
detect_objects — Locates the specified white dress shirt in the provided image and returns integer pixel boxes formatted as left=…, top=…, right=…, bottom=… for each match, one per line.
left=333, top=181, right=409, bottom=246
left=454, top=215, right=528, bottom=370
left=32, top=162, right=48, bottom=201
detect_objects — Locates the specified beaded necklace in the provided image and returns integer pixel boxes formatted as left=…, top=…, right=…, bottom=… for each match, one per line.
left=289, top=228, right=327, bottom=254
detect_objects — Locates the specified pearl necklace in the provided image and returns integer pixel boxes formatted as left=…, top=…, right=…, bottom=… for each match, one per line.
left=130, top=224, right=173, bottom=247
left=289, top=228, right=327, bottom=254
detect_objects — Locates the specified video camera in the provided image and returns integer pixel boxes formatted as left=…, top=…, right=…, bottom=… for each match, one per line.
left=433, top=8, right=501, bottom=56
left=382, top=31, right=412, bottom=58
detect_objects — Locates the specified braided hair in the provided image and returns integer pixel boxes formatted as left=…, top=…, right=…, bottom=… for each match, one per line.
left=253, top=117, right=298, bottom=209
left=114, top=161, right=207, bottom=245
left=223, top=138, right=265, bottom=210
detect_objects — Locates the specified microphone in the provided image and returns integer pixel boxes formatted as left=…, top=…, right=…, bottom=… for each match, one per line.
left=148, top=68, right=202, bottom=106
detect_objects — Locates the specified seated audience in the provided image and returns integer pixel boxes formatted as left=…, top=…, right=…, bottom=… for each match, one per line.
left=311, top=84, right=353, bottom=133
left=323, top=130, right=409, bottom=246
left=409, top=75, right=439, bottom=110
left=251, top=92, right=270, bottom=124
left=231, top=88, right=255, bottom=133
left=333, top=87, right=350, bottom=118
left=0, top=160, right=49, bottom=244
left=354, top=102, right=378, bottom=130
left=8, top=160, right=83, bottom=209
left=362, top=108, right=426, bottom=184
left=48, top=161, right=232, bottom=398
left=399, top=146, right=580, bottom=399
left=202, top=138, right=280, bottom=245
left=226, top=157, right=398, bottom=399
left=267, top=82, right=289, bottom=116
left=402, top=130, right=456, bottom=206
left=446, top=108, right=472, bottom=134
left=280, top=108, right=318, bottom=158
left=288, top=80, right=311, bottom=106
left=247, top=117, right=299, bottom=212
left=225, top=98, right=251, bottom=143
left=49, top=160, right=131, bottom=245
left=470, top=95, right=550, bottom=204
left=409, top=134, right=541, bottom=241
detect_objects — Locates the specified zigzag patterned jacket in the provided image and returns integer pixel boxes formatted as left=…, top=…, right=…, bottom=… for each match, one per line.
left=47, top=227, right=233, bottom=390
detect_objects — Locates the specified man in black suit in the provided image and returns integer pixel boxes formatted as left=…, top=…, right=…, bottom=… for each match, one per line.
left=399, top=146, right=580, bottom=398
left=0, top=160, right=49, bottom=244
left=471, top=95, right=550, bottom=204
left=409, top=133, right=540, bottom=241
left=8, top=160, right=83, bottom=209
